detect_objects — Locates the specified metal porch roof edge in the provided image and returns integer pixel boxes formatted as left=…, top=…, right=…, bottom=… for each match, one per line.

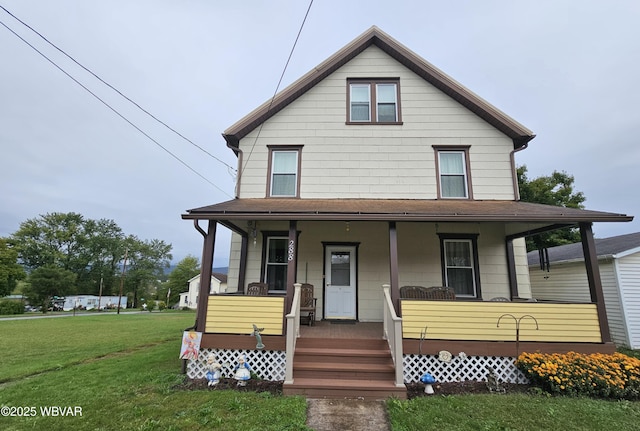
left=181, top=199, right=633, bottom=223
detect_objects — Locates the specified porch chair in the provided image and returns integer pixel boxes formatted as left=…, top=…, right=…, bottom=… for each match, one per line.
left=246, top=282, right=269, bottom=296
left=399, top=285, right=429, bottom=299
left=299, top=283, right=317, bottom=326
left=423, top=286, right=456, bottom=300
left=489, top=296, right=511, bottom=302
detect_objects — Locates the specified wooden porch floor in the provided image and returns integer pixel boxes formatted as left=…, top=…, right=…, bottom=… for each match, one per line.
left=299, top=321, right=384, bottom=339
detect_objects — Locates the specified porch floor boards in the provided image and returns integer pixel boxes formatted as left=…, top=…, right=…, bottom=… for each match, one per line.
left=299, top=321, right=383, bottom=339
left=284, top=322, right=406, bottom=400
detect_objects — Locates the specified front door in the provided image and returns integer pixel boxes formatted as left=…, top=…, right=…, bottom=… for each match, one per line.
left=324, top=245, right=357, bottom=320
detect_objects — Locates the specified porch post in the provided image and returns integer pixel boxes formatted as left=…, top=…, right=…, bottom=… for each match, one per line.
left=196, top=220, right=216, bottom=333
left=388, top=221, right=400, bottom=315
left=579, top=222, right=611, bottom=343
left=237, top=233, right=248, bottom=294
left=286, top=220, right=298, bottom=314
left=505, top=238, right=518, bottom=299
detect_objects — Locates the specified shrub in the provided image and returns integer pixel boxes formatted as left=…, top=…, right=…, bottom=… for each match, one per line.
left=517, top=351, right=640, bottom=400
left=157, top=301, right=166, bottom=311
left=0, top=299, right=25, bottom=315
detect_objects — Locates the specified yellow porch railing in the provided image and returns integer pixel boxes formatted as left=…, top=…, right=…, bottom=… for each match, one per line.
left=401, top=301, right=602, bottom=343
left=205, top=295, right=285, bottom=335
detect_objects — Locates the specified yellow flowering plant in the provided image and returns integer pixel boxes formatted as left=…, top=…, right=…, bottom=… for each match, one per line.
left=516, top=351, right=640, bottom=400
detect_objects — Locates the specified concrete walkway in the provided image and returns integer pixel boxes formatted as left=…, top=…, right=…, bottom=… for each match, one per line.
left=306, top=399, right=391, bottom=431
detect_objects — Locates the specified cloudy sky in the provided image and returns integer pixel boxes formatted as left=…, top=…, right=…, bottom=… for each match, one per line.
left=1, top=1, right=638, bottom=267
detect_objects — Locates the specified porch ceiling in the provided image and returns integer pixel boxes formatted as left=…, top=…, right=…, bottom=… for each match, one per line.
left=183, top=198, right=632, bottom=228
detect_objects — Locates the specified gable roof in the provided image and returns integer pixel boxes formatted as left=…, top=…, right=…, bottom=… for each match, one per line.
left=223, top=26, right=535, bottom=150
left=527, top=232, right=640, bottom=266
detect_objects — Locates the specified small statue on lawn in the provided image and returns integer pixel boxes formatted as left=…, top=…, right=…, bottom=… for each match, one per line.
left=205, top=354, right=222, bottom=387
left=234, top=354, right=251, bottom=387
left=486, top=366, right=506, bottom=393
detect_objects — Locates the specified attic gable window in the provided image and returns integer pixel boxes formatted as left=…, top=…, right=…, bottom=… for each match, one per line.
left=347, top=79, right=402, bottom=124
left=267, top=146, right=302, bottom=198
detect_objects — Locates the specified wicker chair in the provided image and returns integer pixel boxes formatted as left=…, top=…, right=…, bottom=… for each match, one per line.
left=246, top=282, right=269, bottom=296
left=400, top=285, right=456, bottom=300
left=299, top=283, right=317, bottom=326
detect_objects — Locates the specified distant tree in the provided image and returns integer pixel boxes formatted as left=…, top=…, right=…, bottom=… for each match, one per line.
left=11, top=213, right=172, bottom=302
left=163, top=255, right=200, bottom=306
left=24, top=265, right=77, bottom=312
left=123, top=236, right=172, bottom=308
left=517, top=165, right=586, bottom=251
left=0, top=238, right=26, bottom=297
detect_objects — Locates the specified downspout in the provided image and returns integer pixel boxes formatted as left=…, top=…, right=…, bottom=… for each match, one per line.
left=510, top=140, right=529, bottom=201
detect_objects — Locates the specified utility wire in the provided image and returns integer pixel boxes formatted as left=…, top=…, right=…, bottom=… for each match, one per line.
left=0, top=18, right=233, bottom=198
left=0, top=4, right=236, bottom=174
left=240, top=0, right=314, bottom=177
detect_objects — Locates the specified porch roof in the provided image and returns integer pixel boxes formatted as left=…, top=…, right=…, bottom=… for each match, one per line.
left=183, top=198, right=632, bottom=224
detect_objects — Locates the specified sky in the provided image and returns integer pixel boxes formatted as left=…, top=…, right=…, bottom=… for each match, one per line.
left=1, top=1, right=639, bottom=267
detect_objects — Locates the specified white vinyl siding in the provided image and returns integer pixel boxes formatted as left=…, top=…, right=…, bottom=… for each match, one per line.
left=616, top=253, right=640, bottom=348
left=236, top=45, right=516, bottom=200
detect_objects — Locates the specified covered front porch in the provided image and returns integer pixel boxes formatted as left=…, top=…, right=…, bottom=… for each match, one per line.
left=182, top=198, right=631, bottom=397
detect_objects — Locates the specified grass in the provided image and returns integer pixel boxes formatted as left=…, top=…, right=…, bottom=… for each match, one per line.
left=0, top=311, right=195, bottom=382
left=388, top=392, right=640, bottom=431
left=2, top=313, right=639, bottom=430
left=0, top=312, right=309, bottom=431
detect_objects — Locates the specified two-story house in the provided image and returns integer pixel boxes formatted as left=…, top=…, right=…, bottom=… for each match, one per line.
left=182, top=27, right=632, bottom=399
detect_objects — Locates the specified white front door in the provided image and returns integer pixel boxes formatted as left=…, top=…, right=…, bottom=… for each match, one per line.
left=324, top=245, right=357, bottom=320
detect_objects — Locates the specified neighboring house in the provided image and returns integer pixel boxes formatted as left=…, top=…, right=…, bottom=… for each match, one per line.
left=528, top=232, right=640, bottom=349
left=182, top=27, right=632, bottom=398
left=62, top=295, right=126, bottom=311
left=179, top=273, right=228, bottom=310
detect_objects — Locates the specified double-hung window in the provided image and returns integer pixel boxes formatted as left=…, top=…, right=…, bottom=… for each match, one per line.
left=347, top=79, right=401, bottom=124
left=439, top=234, right=481, bottom=298
left=264, top=236, right=288, bottom=292
left=435, top=146, right=472, bottom=199
left=268, top=146, right=302, bottom=197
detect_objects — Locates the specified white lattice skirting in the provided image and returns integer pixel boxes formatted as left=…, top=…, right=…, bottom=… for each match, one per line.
left=187, top=349, right=286, bottom=381
left=188, top=349, right=528, bottom=385
left=404, top=354, right=529, bottom=384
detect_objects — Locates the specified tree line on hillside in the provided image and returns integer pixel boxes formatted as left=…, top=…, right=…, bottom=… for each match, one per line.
left=0, top=167, right=584, bottom=312
left=0, top=212, right=199, bottom=312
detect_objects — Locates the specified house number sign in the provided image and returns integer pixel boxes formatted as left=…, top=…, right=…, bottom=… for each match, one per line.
left=288, top=240, right=295, bottom=261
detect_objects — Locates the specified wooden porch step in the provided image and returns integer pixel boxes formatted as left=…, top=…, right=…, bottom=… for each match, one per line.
left=294, top=347, right=392, bottom=364
left=284, top=336, right=406, bottom=399
left=293, top=361, right=395, bottom=380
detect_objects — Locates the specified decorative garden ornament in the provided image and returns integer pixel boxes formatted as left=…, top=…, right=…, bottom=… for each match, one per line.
left=205, top=354, right=222, bottom=387
left=420, top=372, right=436, bottom=394
left=252, top=324, right=265, bottom=350
left=438, top=350, right=452, bottom=363
left=234, top=354, right=251, bottom=386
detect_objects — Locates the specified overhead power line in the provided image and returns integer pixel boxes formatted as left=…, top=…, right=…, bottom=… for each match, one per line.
left=0, top=4, right=235, bottom=173
left=241, top=0, right=314, bottom=177
left=0, top=17, right=232, bottom=198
